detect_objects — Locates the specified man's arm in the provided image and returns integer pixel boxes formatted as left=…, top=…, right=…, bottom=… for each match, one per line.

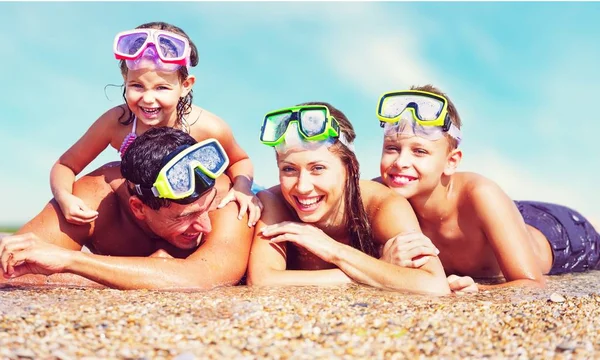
left=2, top=200, right=253, bottom=290
left=469, top=179, right=546, bottom=288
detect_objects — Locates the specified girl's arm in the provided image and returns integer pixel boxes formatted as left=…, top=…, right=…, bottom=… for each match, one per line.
left=50, top=107, right=119, bottom=223
left=191, top=110, right=261, bottom=225
left=246, top=189, right=353, bottom=286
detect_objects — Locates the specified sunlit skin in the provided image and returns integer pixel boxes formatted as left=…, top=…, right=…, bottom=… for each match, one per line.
left=132, top=188, right=217, bottom=250
left=247, top=140, right=451, bottom=295
left=51, top=46, right=261, bottom=227
left=277, top=146, right=347, bottom=230
left=375, top=132, right=554, bottom=289
left=379, top=133, right=452, bottom=202
left=0, top=163, right=253, bottom=290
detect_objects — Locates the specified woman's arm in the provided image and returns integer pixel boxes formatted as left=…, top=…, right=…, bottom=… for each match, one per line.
left=246, top=189, right=353, bottom=287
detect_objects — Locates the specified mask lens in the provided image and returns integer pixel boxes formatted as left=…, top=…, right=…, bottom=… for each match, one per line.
left=163, top=141, right=229, bottom=197
left=406, top=96, right=444, bottom=121
left=165, top=158, right=194, bottom=197
left=380, top=94, right=444, bottom=121
left=156, top=33, right=187, bottom=60
left=262, top=111, right=293, bottom=142
left=299, top=108, right=327, bottom=137
left=116, top=32, right=149, bottom=57
left=187, top=142, right=228, bottom=176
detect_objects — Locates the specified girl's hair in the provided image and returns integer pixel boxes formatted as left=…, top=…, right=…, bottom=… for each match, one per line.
left=294, top=102, right=377, bottom=257
left=117, top=22, right=199, bottom=131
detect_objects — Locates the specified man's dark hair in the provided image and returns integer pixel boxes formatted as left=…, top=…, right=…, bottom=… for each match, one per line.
left=121, top=126, right=196, bottom=210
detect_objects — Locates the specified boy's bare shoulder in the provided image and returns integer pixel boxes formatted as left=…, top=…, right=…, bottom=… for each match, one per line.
left=453, top=172, right=509, bottom=212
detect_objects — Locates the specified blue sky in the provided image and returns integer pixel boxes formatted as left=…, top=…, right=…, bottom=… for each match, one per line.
left=1, top=2, right=599, bottom=226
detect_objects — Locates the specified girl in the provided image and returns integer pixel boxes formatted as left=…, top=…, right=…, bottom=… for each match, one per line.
left=50, top=22, right=262, bottom=227
left=246, top=101, right=451, bottom=295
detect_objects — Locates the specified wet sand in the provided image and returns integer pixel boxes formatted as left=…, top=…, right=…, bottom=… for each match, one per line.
left=1, top=272, right=599, bottom=359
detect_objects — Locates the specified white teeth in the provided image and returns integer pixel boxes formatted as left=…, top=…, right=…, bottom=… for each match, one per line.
left=297, top=197, right=320, bottom=206
left=142, top=107, right=159, bottom=113
left=393, top=175, right=414, bottom=184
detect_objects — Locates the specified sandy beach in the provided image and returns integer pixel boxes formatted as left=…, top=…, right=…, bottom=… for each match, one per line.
left=1, top=271, right=599, bottom=359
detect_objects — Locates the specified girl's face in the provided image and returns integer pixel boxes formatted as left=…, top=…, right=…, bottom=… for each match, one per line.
left=379, top=134, right=452, bottom=199
left=277, top=145, right=346, bottom=226
left=124, top=68, right=194, bottom=127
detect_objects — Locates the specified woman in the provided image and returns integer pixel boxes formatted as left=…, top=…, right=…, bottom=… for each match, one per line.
left=247, top=102, right=451, bottom=295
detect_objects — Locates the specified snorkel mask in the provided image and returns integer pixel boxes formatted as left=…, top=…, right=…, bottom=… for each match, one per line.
left=259, top=105, right=353, bottom=152
left=131, top=138, right=229, bottom=204
left=376, top=90, right=462, bottom=145
left=113, top=29, right=191, bottom=72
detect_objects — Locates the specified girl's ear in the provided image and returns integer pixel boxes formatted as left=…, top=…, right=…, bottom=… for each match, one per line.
left=443, top=148, right=462, bottom=176
left=181, top=75, right=196, bottom=97
left=129, top=196, right=147, bottom=220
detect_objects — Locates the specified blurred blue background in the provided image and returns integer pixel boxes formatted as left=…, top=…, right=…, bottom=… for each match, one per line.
left=0, top=2, right=598, bottom=226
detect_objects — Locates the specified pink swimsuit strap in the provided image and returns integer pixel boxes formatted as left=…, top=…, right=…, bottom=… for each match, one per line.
left=118, top=116, right=138, bottom=158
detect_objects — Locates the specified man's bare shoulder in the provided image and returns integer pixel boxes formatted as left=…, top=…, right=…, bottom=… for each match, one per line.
left=73, top=162, right=124, bottom=209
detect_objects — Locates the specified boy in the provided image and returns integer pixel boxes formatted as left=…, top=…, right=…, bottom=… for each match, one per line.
left=373, top=85, right=600, bottom=289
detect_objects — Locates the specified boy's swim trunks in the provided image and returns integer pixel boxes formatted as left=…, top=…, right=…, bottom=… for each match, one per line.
left=515, top=200, right=600, bottom=275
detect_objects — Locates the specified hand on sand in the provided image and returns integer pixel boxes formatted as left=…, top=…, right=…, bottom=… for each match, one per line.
left=0, top=232, right=73, bottom=278
left=447, top=274, right=479, bottom=294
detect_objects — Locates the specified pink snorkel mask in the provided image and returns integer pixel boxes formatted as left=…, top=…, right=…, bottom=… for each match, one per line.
left=113, top=29, right=191, bottom=72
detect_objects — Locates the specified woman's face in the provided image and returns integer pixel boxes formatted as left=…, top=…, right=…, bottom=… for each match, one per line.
left=277, top=145, right=346, bottom=226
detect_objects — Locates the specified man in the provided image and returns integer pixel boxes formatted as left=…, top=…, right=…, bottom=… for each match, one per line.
left=0, top=127, right=254, bottom=290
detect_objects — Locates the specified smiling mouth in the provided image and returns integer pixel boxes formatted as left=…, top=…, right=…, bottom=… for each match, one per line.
left=141, top=107, right=160, bottom=115
left=389, top=174, right=417, bottom=186
left=293, top=195, right=324, bottom=212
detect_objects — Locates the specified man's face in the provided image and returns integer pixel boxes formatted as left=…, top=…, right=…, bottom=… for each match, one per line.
left=144, top=188, right=218, bottom=249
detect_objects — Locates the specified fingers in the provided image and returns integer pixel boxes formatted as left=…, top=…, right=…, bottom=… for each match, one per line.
left=0, top=235, right=33, bottom=274
left=260, top=221, right=304, bottom=237
left=448, top=275, right=478, bottom=294
left=268, top=233, right=295, bottom=244
left=217, top=191, right=235, bottom=209
left=397, top=255, right=435, bottom=268
left=247, top=197, right=263, bottom=227
left=237, top=201, right=248, bottom=221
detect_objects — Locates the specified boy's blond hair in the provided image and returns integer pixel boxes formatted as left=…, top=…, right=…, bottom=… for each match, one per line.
left=411, top=84, right=462, bottom=150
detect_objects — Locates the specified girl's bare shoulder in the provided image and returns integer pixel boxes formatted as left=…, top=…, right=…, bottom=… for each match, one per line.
left=187, top=105, right=230, bottom=135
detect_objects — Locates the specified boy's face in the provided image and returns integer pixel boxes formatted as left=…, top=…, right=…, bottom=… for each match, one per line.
left=379, top=134, right=456, bottom=199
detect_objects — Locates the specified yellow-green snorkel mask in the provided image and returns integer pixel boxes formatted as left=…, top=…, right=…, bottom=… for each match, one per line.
left=259, top=104, right=353, bottom=151
left=132, top=138, right=229, bottom=204
left=376, top=90, right=462, bottom=145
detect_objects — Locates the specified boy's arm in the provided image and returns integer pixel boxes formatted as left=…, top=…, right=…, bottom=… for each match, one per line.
left=246, top=190, right=354, bottom=286
left=470, top=180, right=546, bottom=288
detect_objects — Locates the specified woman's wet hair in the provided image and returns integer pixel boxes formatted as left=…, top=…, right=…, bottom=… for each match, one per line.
left=121, top=127, right=196, bottom=210
left=117, top=22, right=199, bottom=131
left=293, top=102, right=378, bottom=257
